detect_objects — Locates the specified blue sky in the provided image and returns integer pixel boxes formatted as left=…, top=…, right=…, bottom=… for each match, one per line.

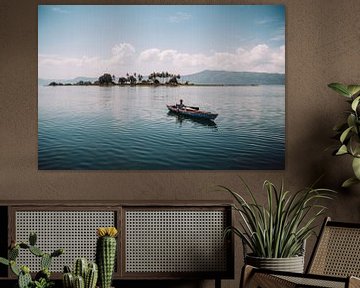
left=38, top=5, right=285, bottom=79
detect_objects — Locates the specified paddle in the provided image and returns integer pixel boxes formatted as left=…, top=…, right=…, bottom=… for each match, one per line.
left=186, top=106, right=199, bottom=110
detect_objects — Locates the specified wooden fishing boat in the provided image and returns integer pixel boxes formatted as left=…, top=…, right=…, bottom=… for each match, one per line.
left=166, top=105, right=218, bottom=120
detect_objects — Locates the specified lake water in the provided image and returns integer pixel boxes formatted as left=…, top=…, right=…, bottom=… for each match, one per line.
left=38, top=85, right=285, bottom=170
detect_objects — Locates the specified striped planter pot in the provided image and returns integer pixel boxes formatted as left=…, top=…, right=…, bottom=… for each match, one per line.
left=245, top=254, right=305, bottom=273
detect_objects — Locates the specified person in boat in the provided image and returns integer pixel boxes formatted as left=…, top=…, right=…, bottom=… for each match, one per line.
left=176, top=99, right=185, bottom=110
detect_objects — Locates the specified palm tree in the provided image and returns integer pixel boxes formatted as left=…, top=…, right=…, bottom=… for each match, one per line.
left=138, top=74, right=143, bottom=83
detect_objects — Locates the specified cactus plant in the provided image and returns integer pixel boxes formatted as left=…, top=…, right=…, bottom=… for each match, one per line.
left=63, top=272, right=74, bottom=288
left=96, top=227, right=118, bottom=288
left=73, top=275, right=85, bottom=288
left=19, top=268, right=32, bottom=288
left=29, top=232, right=37, bottom=246
left=0, top=232, right=63, bottom=288
left=85, top=262, right=98, bottom=288
left=74, top=258, right=88, bottom=279
left=41, top=253, right=52, bottom=270
left=63, top=259, right=98, bottom=288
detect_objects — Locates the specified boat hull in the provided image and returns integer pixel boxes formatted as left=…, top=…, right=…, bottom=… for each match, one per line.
left=167, top=105, right=218, bottom=120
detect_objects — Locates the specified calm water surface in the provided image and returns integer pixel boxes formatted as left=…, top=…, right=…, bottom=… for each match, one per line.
left=38, top=85, right=285, bottom=170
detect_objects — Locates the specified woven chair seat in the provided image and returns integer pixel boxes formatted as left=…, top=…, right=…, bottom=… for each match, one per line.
left=241, top=218, right=360, bottom=288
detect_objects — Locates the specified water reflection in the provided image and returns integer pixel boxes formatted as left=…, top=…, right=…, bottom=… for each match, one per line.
left=167, top=111, right=218, bottom=129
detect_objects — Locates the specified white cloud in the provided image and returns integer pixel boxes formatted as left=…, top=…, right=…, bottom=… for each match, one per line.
left=138, top=44, right=285, bottom=74
left=38, top=43, right=285, bottom=79
left=109, top=43, right=136, bottom=64
left=168, top=12, right=192, bottom=23
left=38, top=43, right=136, bottom=79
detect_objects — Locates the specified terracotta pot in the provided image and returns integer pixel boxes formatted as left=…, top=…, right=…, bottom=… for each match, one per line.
left=245, top=254, right=304, bottom=273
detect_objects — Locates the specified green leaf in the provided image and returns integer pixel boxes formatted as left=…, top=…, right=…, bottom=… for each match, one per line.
left=29, top=232, right=37, bottom=246
left=336, top=144, right=348, bottom=155
left=352, top=157, right=360, bottom=179
left=40, top=254, right=51, bottom=270
left=347, top=85, right=360, bottom=97
left=29, top=246, right=44, bottom=257
left=0, top=257, right=9, bottom=266
left=349, top=135, right=360, bottom=156
left=351, top=96, right=360, bottom=111
left=340, top=126, right=353, bottom=143
left=8, top=247, right=19, bottom=261
left=328, top=83, right=351, bottom=97
left=222, top=179, right=335, bottom=258
left=10, top=261, right=20, bottom=276
left=342, top=177, right=360, bottom=188
left=347, top=114, right=356, bottom=128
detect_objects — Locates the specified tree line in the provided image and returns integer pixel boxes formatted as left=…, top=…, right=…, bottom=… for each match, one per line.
left=48, top=72, right=187, bottom=86
left=98, top=72, right=181, bottom=86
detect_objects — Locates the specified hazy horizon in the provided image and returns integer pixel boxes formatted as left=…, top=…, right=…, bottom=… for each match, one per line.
left=38, top=5, right=285, bottom=79
left=38, top=69, right=286, bottom=81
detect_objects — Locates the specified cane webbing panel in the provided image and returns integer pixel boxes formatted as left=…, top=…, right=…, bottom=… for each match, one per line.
left=309, top=226, right=360, bottom=277
left=15, top=211, right=115, bottom=272
left=125, top=210, right=227, bottom=273
left=249, top=272, right=297, bottom=288
left=277, top=275, right=345, bottom=288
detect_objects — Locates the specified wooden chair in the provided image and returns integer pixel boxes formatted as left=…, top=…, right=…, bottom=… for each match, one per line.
left=241, top=217, right=360, bottom=288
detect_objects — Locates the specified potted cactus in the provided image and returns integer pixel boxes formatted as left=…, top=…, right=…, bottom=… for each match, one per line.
left=0, top=232, right=63, bottom=288
left=62, top=258, right=98, bottom=288
left=96, top=227, right=118, bottom=288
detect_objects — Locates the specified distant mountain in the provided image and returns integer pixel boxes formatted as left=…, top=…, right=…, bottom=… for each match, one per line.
left=38, top=76, right=98, bottom=86
left=182, top=70, right=285, bottom=85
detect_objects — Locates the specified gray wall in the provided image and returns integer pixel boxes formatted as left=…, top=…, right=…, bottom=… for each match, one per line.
left=1, top=0, right=360, bottom=287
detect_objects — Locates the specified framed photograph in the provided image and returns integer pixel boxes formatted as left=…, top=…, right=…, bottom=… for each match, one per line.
left=38, top=5, right=285, bottom=170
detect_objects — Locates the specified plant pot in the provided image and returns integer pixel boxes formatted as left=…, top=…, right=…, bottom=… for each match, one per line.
left=245, top=254, right=304, bottom=273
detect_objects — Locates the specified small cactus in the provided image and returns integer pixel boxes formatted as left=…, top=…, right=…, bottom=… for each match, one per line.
left=96, top=227, right=118, bottom=288
left=41, top=253, right=52, bottom=270
left=63, top=272, right=74, bottom=288
left=74, top=275, right=85, bottom=288
left=0, top=232, right=63, bottom=288
left=9, top=246, right=19, bottom=260
left=64, top=265, right=72, bottom=273
left=63, top=259, right=98, bottom=288
left=29, top=245, right=44, bottom=257
left=29, top=232, right=37, bottom=246
left=74, top=258, right=88, bottom=279
left=85, top=263, right=98, bottom=288
left=18, top=269, right=32, bottom=288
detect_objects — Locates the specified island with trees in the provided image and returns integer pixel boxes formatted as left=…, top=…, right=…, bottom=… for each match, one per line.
left=49, top=72, right=189, bottom=87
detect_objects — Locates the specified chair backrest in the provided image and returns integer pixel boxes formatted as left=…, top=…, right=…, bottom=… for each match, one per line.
left=307, top=217, right=360, bottom=277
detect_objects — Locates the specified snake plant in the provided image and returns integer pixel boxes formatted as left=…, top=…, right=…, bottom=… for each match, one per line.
left=222, top=179, right=335, bottom=258
left=328, top=83, right=360, bottom=187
